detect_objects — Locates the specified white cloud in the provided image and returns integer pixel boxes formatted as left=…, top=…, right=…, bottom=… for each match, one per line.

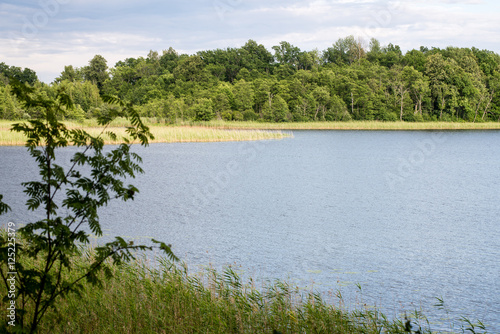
left=0, top=0, right=498, bottom=82
left=0, top=31, right=162, bottom=82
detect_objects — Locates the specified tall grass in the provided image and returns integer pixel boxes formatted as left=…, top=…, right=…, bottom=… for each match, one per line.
left=191, top=120, right=500, bottom=130
left=0, top=120, right=289, bottom=146
left=87, top=127, right=289, bottom=144
left=0, top=128, right=27, bottom=146
left=2, top=119, right=499, bottom=145
left=1, top=245, right=433, bottom=334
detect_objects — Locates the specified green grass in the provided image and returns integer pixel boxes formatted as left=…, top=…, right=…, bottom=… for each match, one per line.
left=1, top=245, right=433, bottom=334
left=2, top=229, right=491, bottom=333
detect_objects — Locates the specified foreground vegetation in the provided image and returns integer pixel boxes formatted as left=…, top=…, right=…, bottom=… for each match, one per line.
left=0, top=81, right=178, bottom=333
left=1, top=242, right=489, bottom=334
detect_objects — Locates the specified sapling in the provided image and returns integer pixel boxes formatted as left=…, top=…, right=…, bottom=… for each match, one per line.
left=0, top=80, right=177, bottom=333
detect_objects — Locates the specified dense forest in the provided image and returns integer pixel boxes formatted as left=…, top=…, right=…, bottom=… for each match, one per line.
left=2, top=36, right=500, bottom=122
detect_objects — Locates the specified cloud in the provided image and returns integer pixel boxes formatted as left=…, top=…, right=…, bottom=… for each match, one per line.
left=0, top=31, right=162, bottom=82
left=0, top=0, right=498, bottom=83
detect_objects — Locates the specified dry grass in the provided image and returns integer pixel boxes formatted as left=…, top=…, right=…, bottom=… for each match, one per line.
left=192, top=120, right=500, bottom=130
left=0, top=120, right=290, bottom=146
left=2, top=119, right=499, bottom=146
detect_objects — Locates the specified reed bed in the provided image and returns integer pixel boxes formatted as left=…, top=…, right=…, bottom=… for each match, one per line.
left=2, top=118, right=499, bottom=146
left=191, top=120, right=500, bottom=130
left=0, top=121, right=289, bottom=146
left=87, top=126, right=289, bottom=144
left=0, top=128, right=28, bottom=146
left=1, top=246, right=432, bottom=334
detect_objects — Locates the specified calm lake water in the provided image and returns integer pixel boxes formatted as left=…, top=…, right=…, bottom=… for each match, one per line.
left=1, top=130, right=500, bottom=331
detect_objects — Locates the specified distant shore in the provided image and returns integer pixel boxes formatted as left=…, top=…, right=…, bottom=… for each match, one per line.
left=192, top=120, right=500, bottom=130
left=1, top=119, right=499, bottom=146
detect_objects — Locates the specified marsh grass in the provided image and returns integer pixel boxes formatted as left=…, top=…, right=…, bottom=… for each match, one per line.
left=86, top=126, right=289, bottom=144
left=1, top=245, right=432, bottom=334
left=190, top=120, right=500, bottom=130
left=0, top=120, right=289, bottom=146
left=2, top=119, right=499, bottom=145
left=1, top=231, right=489, bottom=334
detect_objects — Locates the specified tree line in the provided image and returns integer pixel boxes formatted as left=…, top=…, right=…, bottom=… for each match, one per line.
left=1, top=36, right=500, bottom=122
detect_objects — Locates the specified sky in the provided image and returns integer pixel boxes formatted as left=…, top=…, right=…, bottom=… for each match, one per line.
left=1, top=0, right=499, bottom=83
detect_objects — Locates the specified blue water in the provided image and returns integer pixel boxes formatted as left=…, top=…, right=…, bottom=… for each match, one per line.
left=1, top=130, right=499, bottom=331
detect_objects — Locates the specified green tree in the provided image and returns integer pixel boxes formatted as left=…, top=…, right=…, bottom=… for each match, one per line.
left=160, top=47, right=180, bottom=73
left=272, top=41, right=301, bottom=68
left=173, top=55, right=210, bottom=83
left=212, top=86, right=232, bottom=120
left=163, top=95, right=187, bottom=122
left=253, top=78, right=274, bottom=117
left=0, top=85, right=23, bottom=119
left=232, top=79, right=255, bottom=111
left=324, top=36, right=366, bottom=65
left=0, top=81, right=176, bottom=333
left=482, top=71, right=500, bottom=120
left=312, top=86, right=330, bottom=120
left=391, top=65, right=429, bottom=120
left=408, top=70, right=430, bottom=117
left=83, top=55, right=109, bottom=94
left=297, top=49, right=322, bottom=71
left=425, top=53, right=459, bottom=119
left=56, top=80, right=102, bottom=117
left=403, top=49, right=427, bottom=73
left=192, top=98, right=214, bottom=121
left=390, top=66, right=411, bottom=121
left=198, top=47, right=249, bottom=83
left=326, top=94, right=351, bottom=121
left=241, top=39, right=274, bottom=73
left=324, top=37, right=351, bottom=65
left=380, top=43, right=403, bottom=68
left=263, top=95, right=290, bottom=122
left=54, top=65, right=83, bottom=84
left=367, top=38, right=383, bottom=64
left=0, top=63, right=38, bottom=85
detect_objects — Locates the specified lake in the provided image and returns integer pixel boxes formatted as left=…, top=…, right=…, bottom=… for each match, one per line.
left=1, top=130, right=499, bottom=331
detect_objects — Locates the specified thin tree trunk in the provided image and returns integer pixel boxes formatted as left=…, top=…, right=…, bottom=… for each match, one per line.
left=473, top=95, right=485, bottom=123
left=399, top=87, right=406, bottom=121
left=351, top=92, right=354, bottom=115
left=400, top=94, right=404, bottom=121
left=482, top=92, right=494, bottom=120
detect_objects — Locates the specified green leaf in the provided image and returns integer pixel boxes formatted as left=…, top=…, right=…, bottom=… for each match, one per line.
left=152, top=239, right=178, bottom=261
left=0, top=195, right=10, bottom=215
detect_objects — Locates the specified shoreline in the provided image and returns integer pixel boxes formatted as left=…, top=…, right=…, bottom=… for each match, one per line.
left=0, top=238, right=466, bottom=333
left=190, top=120, right=500, bottom=131
left=1, top=120, right=499, bottom=146
left=0, top=123, right=290, bottom=146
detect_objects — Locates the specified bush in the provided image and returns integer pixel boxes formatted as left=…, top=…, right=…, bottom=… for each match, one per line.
left=221, top=110, right=233, bottom=121
left=192, top=98, right=214, bottom=121
left=232, top=110, right=244, bottom=121
left=377, top=111, right=398, bottom=121
left=242, top=109, right=258, bottom=121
